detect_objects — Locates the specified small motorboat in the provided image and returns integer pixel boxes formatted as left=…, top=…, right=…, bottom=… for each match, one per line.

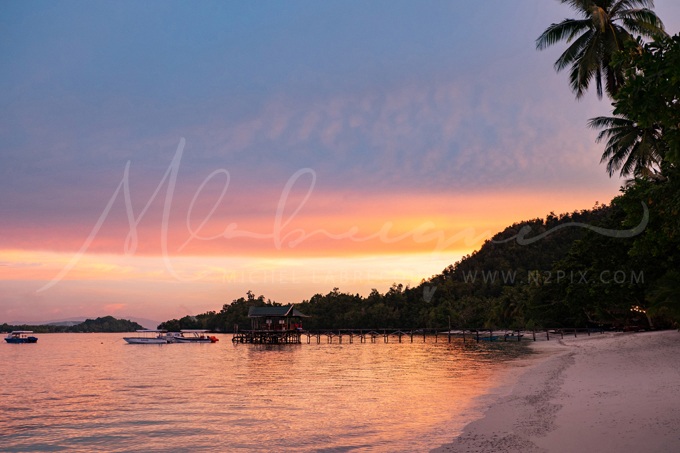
left=5, top=331, right=38, bottom=344
left=503, top=332, right=524, bottom=341
left=123, top=330, right=169, bottom=344
left=172, top=330, right=219, bottom=343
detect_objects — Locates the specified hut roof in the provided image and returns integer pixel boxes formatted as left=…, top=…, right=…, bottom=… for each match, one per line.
left=248, top=305, right=309, bottom=318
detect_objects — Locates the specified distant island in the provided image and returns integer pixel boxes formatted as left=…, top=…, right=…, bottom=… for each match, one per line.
left=1, top=316, right=144, bottom=333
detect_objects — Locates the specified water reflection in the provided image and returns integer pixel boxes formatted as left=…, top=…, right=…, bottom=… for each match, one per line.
left=1, top=334, right=528, bottom=452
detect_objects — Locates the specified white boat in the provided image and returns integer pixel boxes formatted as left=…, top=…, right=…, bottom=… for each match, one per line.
left=172, top=330, right=219, bottom=343
left=123, top=330, right=169, bottom=344
left=162, top=332, right=184, bottom=343
left=5, top=331, right=38, bottom=344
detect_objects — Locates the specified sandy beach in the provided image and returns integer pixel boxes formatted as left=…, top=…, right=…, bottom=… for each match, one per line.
left=434, top=330, right=680, bottom=453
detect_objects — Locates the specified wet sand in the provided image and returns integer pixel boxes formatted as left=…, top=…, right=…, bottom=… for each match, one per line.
left=433, top=330, right=680, bottom=452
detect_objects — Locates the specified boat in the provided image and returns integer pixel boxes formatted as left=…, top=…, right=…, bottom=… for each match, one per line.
left=171, top=330, right=219, bottom=343
left=123, top=330, right=169, bottom=344
left=162, top=332, right=184, bottom=343
left=4, top=331, right=38, bottom=344
left=503, top=332, right=524, bottom=341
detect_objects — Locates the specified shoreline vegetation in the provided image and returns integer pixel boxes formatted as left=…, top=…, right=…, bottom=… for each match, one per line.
left=433, top=329, right=680, bottom=452
left=1, top=316, right=144, bottom=333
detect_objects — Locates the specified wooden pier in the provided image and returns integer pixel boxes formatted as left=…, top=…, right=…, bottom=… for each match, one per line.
left=231, top=302, right=606, bottom=346
left=300, top=329, right=434, bottom=344
left=232, top=330, right=303, bottom=344
left=231, top=327, right=605, bottom=344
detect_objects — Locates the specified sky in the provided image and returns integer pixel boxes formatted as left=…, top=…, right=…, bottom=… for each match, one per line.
left=2, top=0, right=680, bottom=325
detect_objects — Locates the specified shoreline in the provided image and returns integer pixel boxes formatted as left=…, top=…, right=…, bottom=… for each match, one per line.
left=433, top=330, right=680, bottom=452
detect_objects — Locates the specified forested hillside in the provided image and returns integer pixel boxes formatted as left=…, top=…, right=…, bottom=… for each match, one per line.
left=160, top=192, right=676, bottom=331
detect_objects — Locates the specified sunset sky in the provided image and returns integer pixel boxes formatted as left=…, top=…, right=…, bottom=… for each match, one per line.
left=3, top=1, right=679, bottom=325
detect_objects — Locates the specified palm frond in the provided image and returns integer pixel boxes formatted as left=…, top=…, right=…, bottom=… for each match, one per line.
left=560, top=0, right=596, bottom=18
left=604, top=59, right=624, bottom=97
left=536, top=19, right=591, bottom=50
left=572, top=34, right=603, bottom=98
left=610, top=0, right=657, bottom=17
left=592, top=114, right=664, bottom=177
left=554, top=31, right=592, bottom=71
left=619, top=9, right=667, bottom=38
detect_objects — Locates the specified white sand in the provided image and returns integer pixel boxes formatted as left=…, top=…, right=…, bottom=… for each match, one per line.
left=433, top=330, right=680, bottom=452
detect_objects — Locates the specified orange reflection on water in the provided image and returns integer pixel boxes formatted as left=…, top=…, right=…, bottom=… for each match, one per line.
left=1, top=333, right=527, bottom=451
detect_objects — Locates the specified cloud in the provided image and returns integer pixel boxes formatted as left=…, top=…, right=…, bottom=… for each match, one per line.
left=104, top=303, right=127, bottom=312
left=189, top=75, right=615, bottom=194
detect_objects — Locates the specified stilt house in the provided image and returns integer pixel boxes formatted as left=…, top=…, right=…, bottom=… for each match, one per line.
left=247, top=305, right=308, bottom=331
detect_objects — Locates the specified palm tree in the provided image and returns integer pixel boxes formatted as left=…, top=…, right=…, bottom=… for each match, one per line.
left=588, top=114, right=665, bottom=178
left=536, top=0, right=666, bottom=99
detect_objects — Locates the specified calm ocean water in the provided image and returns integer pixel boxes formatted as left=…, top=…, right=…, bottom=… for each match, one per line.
left=1, top=333, right=528, bottom=452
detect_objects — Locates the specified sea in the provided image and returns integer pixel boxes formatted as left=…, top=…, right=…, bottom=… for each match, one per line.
left=1, top=333, right=529, bottom=452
